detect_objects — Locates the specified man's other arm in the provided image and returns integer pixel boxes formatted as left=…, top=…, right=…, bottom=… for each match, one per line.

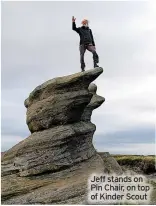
left=90, top=29, right=95, bottom=46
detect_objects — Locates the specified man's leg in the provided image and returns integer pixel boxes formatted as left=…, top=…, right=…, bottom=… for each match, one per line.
left=79, top=44, right=86, bottom=71
left=87, top=45, right=99, bottom=68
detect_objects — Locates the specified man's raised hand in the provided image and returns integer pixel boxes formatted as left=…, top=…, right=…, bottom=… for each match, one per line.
left=72, top=16, right=76, bottom=22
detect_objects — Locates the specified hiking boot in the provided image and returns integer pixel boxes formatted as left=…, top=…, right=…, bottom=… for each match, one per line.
left=81, top=64, right=85, bottom=72
left=94, top=63, right=99, bottom=68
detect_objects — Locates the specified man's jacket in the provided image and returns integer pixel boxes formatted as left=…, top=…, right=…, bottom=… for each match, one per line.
left=72, top=22, right=95, bottom=46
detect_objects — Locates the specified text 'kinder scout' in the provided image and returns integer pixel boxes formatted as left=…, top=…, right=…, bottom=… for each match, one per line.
left=88, top=173, right=153, bottom=204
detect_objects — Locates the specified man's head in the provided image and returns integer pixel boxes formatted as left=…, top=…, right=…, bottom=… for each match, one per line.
left=81, top=19, right=89, bottom=27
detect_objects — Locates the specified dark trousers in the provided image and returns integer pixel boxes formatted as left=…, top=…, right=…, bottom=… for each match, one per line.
left=79, top=44, right=99, bottom=70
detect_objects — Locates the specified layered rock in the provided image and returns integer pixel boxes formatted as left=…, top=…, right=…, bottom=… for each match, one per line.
left=99, top=152, right=123, bottom=175
left=24, top=68, right=103, bottom=133
left=1, top=68, right=122, bottom=204
left=81, top=83, right=105, bottom=121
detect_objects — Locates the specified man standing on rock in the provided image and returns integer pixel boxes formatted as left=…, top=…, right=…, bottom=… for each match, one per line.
left=72, top=16, right=100, bottom=71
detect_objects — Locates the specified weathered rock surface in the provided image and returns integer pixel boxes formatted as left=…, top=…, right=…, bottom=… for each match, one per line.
left=1, top=68, right=122, bottom=204
left=25, top=68, right=103, bottom=133
left=99, top=152, right=123, bottom=175
left=81, top=83, right=105, bottom=121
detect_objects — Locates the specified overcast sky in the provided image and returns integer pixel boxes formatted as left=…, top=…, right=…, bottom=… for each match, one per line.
left=1, top=1, right=156, bottom=155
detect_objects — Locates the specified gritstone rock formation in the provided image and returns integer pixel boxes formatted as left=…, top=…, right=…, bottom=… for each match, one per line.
left=99, top=152, right=123, bottom=175
left=1, top=68, right=122, bottom=204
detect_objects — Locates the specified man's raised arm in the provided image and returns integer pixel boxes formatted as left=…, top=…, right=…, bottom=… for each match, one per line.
left=72, top=16, right=80, bottom=33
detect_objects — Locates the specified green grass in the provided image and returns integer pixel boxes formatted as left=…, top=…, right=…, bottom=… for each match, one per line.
left=113, top=155, right=155, bottom=174
left=113, top=155, right=155, bottom=164
left=98, top=153, right=156, bottom=174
